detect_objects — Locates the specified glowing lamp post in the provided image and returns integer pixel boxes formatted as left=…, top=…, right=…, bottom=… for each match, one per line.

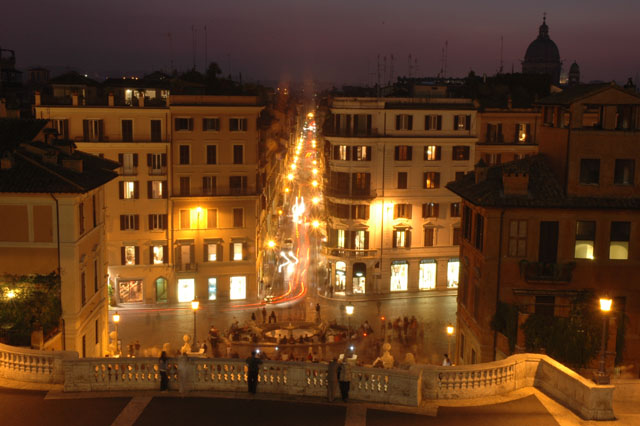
left=191, top=299, right=200, bottom=351
left=345, top=304, right=355, bottom=352
left=112, top=311, right=120, bottom=356
left=595, top=298, right=612, bottom=384
left=446, top=324, right=455, bottom=360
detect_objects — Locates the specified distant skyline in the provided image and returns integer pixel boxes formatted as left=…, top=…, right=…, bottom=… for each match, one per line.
left=3, top=0, right=640, bottom=87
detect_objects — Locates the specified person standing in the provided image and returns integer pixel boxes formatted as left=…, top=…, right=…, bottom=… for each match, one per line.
left=158, top=351, right=169, bottom=391
left=315, top=303, right=321, bottom=323
left=245, top=350, right=263, bottom=394
left=338, top=358, right=352, bottom=402
left=327, top=358, right=339, bottom=402
left=442, top=354, right=452, bottom=366
left=209, top=325, right=219, bottom=357
left=261, top=307, right=267, bottom=324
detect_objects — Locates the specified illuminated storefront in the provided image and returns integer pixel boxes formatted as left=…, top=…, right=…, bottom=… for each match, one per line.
left=177, top=278, right=195, bottom=302
left=230, top=276, right=246, bottom=300
left=447, top=258, right=460, bottom=288
left=390, top=261, right=408, bottom=292
left=419, top=259, right=436, bottom=290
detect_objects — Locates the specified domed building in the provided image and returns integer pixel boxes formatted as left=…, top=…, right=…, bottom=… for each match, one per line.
left=522, top=16, right=562, bottom=84
left=568, top=61, right=580, bottom=86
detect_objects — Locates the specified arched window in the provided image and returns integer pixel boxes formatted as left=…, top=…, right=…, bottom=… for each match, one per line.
left=155, top=277, right=168, bottom=302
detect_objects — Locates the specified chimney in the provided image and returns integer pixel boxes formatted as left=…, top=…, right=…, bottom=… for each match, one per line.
left=72, top=92, right=79, bottom=106
left=35, top=91, right=41, bottom=106
left=502, top=171, right=529, bottom=196
left=474, top=159, right=489, bottom=184
left=108, top=92, right=114, bottom=107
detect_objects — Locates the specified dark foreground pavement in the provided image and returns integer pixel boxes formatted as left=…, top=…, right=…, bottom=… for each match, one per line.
left=0, top=386, right=568, bottom=426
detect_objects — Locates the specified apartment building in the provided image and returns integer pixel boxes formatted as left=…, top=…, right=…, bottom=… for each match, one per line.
left=35, top=92, right=171, bottom=306
left=169, top=95, right=264, bottom=303
left=447, top=84, right=640, bottom=371
left=322, top=97, right=476, bottom=296
left=476, top=106, right=539, bottom=165
left=0, top=121, right=118, bottom=356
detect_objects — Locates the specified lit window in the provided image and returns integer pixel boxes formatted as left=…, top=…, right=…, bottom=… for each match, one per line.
left=517, top=123, right=530, bottom=143
left=424, top=145, right=440, bottom=161
left=150, top=181, right=163, bottom=199
left=230, top=276, right=246, bottom=300
left=208, top=278, right=217, bottom=300
left=123, top=181, right=136, bottom=199
left=447, top=259, right=459, bottom=288
left=177, top=278, right=195, bottom=302
left=335, top=261, right=346, bottom=293
left=152, top=246, right=164, bottom=264
left=337, top=230, right=345, bottom=248
left=610, top=221, right=630, bottom=260
left=390, top=261, right=408, bottom=291
left=124, top=246, right=136, bottom=265
left=207, top=244, right=218, bottom=261
left=419, top=259, right=436, bottom=290
left=395, top=230, right=406, bottom=247
left=233, top=243, right=244, bottom=261
left=575, top=221, right=596, bottom=259
left=354, top=230, right=366, bottom=250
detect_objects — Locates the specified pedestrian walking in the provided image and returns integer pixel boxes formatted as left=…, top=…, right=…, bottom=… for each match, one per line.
left=251, top=312, right=256, bottom=322
left=327, top=358, right=339, bottom=402
left=315, top=303, right=321, bottom=322
left=245, top=350, right=263, bottom=394
left=209, top=325, right=219, bottom=357
left=442, top=353, right=452, bottom=366
left=158, top=351, right=169, bottom=391
left=261, top=307, right=267, bottom=323
left=269, top=310, right=277, bottom=324
left=337, top=358, right=352, bottom=402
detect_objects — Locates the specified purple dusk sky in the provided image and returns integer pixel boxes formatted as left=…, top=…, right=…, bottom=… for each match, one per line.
left=2, top=0, right=639, bottom=86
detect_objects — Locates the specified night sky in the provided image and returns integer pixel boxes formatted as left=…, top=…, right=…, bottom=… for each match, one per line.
left=3, top=0, right=639, bottom=86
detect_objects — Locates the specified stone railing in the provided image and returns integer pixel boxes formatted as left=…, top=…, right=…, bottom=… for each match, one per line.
left=62, top=357, right=421, bottom=406
left=0, top=342, right=78, bottom=384
left=418, top=353, right=614, bottom=420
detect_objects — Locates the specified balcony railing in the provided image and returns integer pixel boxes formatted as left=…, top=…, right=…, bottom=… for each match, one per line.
left=175, top=263, right=197, bottom=273
left=120, top=166, right=137, bottom=176
left=323, top=247, right=377, bottom=258
left=519, top=261, right=575, bottom=283
left=326, top=189, right=376, bottom=199
left=323, top=128, right=380, bottom=137
left=148, top=167, right=167, bottom=176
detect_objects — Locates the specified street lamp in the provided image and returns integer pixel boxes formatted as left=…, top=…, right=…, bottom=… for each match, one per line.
left=113, top=311, right=120, bottom=356
left=345, top=304, right=354, bottom=353
left=446, top=324, right=455, bottom=361
left=267, top=239, right=276, bottom=248
left=191, top=299, right=200, bottom=352
left=595, top=297, right=612, bottom=384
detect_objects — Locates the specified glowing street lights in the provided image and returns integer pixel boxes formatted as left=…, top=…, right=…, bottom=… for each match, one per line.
left=345, top=304, right=355, bottom=351
left=113, top=311, right=120, bottom=356
left=267, top=239, right=276, bottom=248
left=191, top=299, right=200, bottom=351
left=595, top=297, right=613, bottom=384
left=446, top=324, right=455, bottom=360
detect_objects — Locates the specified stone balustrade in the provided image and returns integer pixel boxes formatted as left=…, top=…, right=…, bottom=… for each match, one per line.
left=0, top=342, right=77, bottom=384
left=0, top=341, right=614, bottom=420
left=62, top=357, right=422, bottom=406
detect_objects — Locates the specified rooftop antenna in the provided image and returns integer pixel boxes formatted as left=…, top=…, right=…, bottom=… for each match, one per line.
left=191, top=26, right=197, bottom=70
left=390, top=54, right=395, bottom=84
left=444, top=41, right=448, bottom=78
left=383, top=55, right=387, bottom=85
left=408, top=54, right=413, bottom=78
left=376, top=54, right=381, bottom=96
left=414, top=57, right=419, bottom=78
left=204, top=25, right=208, bottom=71
left=227, top=53, right=232, bottom=78
left=499, top=36, right=504, bottom=74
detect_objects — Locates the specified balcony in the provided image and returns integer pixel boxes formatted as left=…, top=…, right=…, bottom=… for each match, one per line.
left=148, top=167, right=167, bottom=176
left=519, top=260, right=575, bottom=283
left=121, top=166, right=138, bottom=176
left=175, top=263, right=197, bottom=273
left=323, top=128, right=380, bottom=138
left=323, top=247, right=377, bottom=258
left=326, top=188, right=376, bottom=200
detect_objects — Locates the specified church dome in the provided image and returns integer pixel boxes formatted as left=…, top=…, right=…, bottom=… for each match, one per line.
left=524, top=18, right=560, bottom=63
left=569, top=61, right=579, bottom=73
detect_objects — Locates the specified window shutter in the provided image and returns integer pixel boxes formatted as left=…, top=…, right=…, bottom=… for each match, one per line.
left=367, top=115, right=372, bottom=132
left=134, top=246, right=140, bottom=264
left=333, top=145, right=339, bottom=160
left=120, top=247, right=126, bottom=265
left=217, top=244, right=223, bottom=261
left=175, top=246, right=182, bottom=265
left=435, top=173, right=440, bottom=187
left=407, top=146, right=413, bottom=160
left=189, top=118, right=194, bottom=130
left=364, top=205, right=370, bottom=219
left=408, top=115, right=413, bottom=130
left=350, top=231, right=357, bottom=249
left=134, top=215, right=139, bottom=230
left=365, top=146, right=371, bottom=161
left=242, top=243, right=248, bottom=260
left=394, top=146, right=399, bottom=160
left=350, top=205, right=356, bottom=219
left=162, top=214, right=168, bottom=229
left=82, top=120, right=90, bottom=140
left=163, top=246, right=168, bottom=264
left=422, top=203, right=427, bottom=218
left=229, top=243, right=234, bottom=261
left=392, top=231, right=397, bottom=248
left=204, top=244, right=209, bottom=262
left=364, top=231, right=369, bottom=249
left=134, top=181, right=140, bottom=199
left=149, top=247, right=154, bottom=264
left=119, top=181, right=124, bottom=199
left=120, top=215, right=126, bottom=230
left=526, top=123, right=531, bottom=140
left=133, top=154, right=138, bottom=167
left=407, top=204, right=412, bottom=219
left=161, top=153, right=167, bottom=167
left=162, top=181, right=168, bottom=199
left=395, top=115, right=401, bottom=130
left=406, top=231, right=411, bottom=248
left=148, top=214, right=153, bottom=230
left=147, top=181, right=152, bottom=198
left=147, top=153, right=152, bottom=166
left=98, top=120, right=104, bottom=140
left=436, top=146, right=441, bottom=160
left=465, top=115, right=471, bottom=130
left=118, top=153, right=124, bottom=165
left=189, top=245, right=195, bottom=265
left=437, top=115, right=442, bottom=130
left=434, top=203, right=440, bottom=218
left=425, top=116, right=431, bottom=130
